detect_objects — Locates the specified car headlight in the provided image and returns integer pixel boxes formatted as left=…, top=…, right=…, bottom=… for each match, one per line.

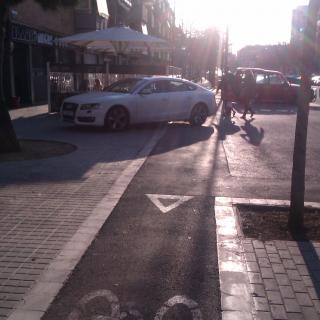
left=80, top=103, right=101, bottom=110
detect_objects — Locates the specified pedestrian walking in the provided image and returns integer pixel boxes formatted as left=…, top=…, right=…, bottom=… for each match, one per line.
left=94, top=78, right=103, bottom=91
left=240, top=70, right=256, bottom=119
left=216, top=71, right=237, bottom=118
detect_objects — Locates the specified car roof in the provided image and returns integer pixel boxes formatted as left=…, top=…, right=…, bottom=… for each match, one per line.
left=142, top=76, right=187, bottom=81
left=236, top=67, right=283, bottom=75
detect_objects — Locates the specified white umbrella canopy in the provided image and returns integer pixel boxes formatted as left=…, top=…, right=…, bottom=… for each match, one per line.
left=59, top=26, right=170, bottom=54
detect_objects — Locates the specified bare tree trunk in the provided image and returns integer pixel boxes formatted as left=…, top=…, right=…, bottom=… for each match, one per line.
left=289, top=0, right=319, bottom=230
left=0, top=5, right=20, bottom=153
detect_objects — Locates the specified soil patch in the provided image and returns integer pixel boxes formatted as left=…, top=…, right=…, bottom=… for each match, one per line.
left=0, top=139, right=76, bottom=162
left=238, top=205, right=320, bottom=241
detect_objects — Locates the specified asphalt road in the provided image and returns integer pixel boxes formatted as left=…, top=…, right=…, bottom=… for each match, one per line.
left=42, top=102, right=319, bottom=320
left=214, top=104, right=320, bottom=201
left=116, top=103, right=319, bottom=201
left=42, top=117, right=221, bottom=320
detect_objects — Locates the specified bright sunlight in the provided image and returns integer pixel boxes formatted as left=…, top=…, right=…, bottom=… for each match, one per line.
left=171, top=0, right=309, bottom=51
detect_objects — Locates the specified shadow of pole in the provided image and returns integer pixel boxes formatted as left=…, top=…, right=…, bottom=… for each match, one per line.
left=294, top=233, right=320, bottom=299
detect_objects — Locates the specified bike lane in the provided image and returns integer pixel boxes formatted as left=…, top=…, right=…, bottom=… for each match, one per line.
left=42, top=119, right=222, bottom=320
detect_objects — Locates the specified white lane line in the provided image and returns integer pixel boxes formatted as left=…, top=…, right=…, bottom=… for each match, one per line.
left=8, top=126, right=167, bottom=320
left=146, top=194, right=194, bottom=213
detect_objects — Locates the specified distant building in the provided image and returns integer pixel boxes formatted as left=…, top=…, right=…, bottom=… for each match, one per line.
left=237, top=45, right=296, bottom=74
left=291, top=5, right=320, bottom=72
left=291, top=5, right=308, bottom=45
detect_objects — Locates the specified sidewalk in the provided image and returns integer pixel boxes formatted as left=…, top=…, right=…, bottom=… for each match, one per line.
left=309, top=102, right=320, bottom=110
left=1, top=106, right=166, bottom=320
left=9, top=105, right=49, bottom=120
left=3, top=105, right=320, bottom=319
left=215, top=197, right=320, bottom=320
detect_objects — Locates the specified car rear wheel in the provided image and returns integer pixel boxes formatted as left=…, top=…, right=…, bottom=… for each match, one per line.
left=105, top=106, right=129, bottom=131
left=189, top=103, right=208, bottom=126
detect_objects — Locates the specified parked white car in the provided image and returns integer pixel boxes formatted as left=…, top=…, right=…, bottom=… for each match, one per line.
left=61, top=77, right=217, bottom=131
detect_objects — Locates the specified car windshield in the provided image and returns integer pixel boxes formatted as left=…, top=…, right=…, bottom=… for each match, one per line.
left=104, top=78, right=144, bottom=94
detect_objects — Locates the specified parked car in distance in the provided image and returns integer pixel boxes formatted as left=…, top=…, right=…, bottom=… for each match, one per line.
left=311, top=75, right=320, bottom=86
left=286, top=75, right=301, bottom=85
left=235, top=68, right=299, bottom=104
left=60, top=76, right=217, bottom=130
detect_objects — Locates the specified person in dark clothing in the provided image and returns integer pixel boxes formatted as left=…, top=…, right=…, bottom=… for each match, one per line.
left=240, top=70, right=256, bottom=119
left=216, top=71, right=237, bottom=118
left=79, top=79, right=90, bottom=92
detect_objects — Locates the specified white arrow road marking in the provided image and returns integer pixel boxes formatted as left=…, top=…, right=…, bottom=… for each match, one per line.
left=146, top=194, right=194, bottom=213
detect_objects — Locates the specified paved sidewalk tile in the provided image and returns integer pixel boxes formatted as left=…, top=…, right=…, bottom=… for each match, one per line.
left=215, top=198, right=320, bottom=320
left=1, top=107, right=165, bottom=319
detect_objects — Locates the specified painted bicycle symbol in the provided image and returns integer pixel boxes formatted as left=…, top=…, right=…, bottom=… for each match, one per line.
left=67, top=289, right=203, bottom=320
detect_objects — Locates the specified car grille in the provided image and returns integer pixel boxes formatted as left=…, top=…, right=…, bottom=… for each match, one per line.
left=62, top=102, right=78, bottom=121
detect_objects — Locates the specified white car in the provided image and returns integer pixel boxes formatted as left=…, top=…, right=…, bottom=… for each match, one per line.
left=61, top=77, right=217, bottom=131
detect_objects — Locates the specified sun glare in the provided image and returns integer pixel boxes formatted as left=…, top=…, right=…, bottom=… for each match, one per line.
left=172, top=0, right=309, bottom=51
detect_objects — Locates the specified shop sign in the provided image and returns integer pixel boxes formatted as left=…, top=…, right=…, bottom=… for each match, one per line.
left=37, top=33, right=54, bottom=45
left=11, top=24, right=55, bottom=46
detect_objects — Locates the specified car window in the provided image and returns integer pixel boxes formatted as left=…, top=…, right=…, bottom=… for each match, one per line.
left=268, top=74, right=285, bottom=85
left=168, top=80, right=190, bottom=92
left=187, top=83, right=197, bottom=90
left=141, top=80, right=169, bottom=93
left=256, top=73, right=267, bottom=84
left=104, top=78, right=144, bottom=93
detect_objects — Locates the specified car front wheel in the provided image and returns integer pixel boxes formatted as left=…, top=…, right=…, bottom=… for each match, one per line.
left=105, top=106, right=129, bottom=131
left=189, top=103, right=208, bottom=126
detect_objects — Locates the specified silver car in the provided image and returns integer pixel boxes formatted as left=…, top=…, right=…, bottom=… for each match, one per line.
left=61, top=77, right=217, bottom=131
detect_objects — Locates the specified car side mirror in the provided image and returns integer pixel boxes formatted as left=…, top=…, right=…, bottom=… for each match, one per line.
left=140, top=88, right=153, bottom=95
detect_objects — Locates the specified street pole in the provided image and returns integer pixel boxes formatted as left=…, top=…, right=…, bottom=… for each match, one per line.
left=224, top=26, right=229, bottom=74
left=289, top=0, right=320, bottom=230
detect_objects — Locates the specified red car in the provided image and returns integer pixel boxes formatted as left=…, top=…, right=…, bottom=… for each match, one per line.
left=235, top=68, right=299, bottom=104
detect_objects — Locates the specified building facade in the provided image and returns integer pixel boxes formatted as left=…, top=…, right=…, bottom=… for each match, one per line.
left=6, top=0, right=177, bottom=107
left=107, top=0, right=132, bottom=27
left=6, top=0, right=109, bottom=106
left=237, top=44, right=296, bottom=74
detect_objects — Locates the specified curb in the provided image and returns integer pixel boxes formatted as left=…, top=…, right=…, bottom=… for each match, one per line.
left=214, top=197, right=320, bottom=320
left=215, top=197, right=320, bottom=210
left=215, top=202, right=253, bottom=320
left=7, top=126, right=167, bottom=320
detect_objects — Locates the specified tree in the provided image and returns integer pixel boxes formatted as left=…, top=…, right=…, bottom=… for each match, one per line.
left=183, top=28, right=220, bottom=80
left=0, top=0, right=78, bottom=153
left=289, top=0, right=320, bottom=230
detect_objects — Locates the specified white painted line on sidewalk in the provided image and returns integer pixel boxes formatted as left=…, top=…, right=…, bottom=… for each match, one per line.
left=8, top=126, right=167, bottom=320
left=146, top=194, right=194, bottom=213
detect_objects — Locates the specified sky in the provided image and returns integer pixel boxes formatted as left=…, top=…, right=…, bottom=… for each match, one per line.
left=169, top=0, right=309, bottom=52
